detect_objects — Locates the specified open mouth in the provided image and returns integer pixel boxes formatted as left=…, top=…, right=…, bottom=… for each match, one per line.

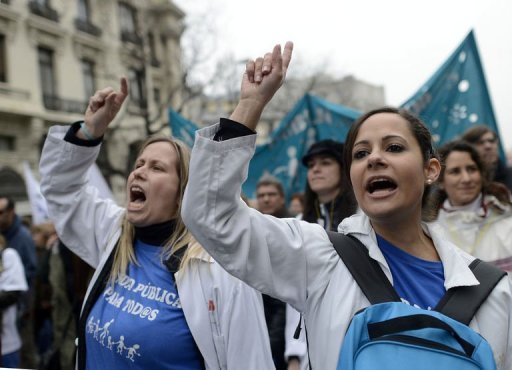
left=130, top=185, right=146, bottom=204
left=366, top=178, right=397, bottom=194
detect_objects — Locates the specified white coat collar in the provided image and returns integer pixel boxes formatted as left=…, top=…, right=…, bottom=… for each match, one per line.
left=338, top=213, right=479, bottom=290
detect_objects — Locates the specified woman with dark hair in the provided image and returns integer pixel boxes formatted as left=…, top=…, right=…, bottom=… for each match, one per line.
left=301, top=140, right=357, bottom=231
left=39, top=78, right=273, bottom=370
left=182, top=41, right=512, bottom=370
left=427, top=140, right=512, bottom=271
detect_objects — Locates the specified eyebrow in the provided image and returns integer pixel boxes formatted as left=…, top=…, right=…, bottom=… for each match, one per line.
left=353, top=135, right=405, bottom=147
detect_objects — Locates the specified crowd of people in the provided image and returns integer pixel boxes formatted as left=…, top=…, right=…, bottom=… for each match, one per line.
left=1, top=40, right=511, bottom=370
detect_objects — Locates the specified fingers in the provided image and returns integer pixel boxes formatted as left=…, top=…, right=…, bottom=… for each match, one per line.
left=271, top=44, right=283, bottom=75
left=262, top=52, right=272, bottom=75
left=88, top=78, right=129, bottom=114
left=119, top=76, right=129, bottom=98
left=282, top=41, right=294, bottom=73
left=243, top=41, right=294, bottom=85
left=89, top=87, right=115, bottom=113
left=254, top=57, right=264, bottom=83
left=246, top=59, right=255, bottom=83
left=115, top=76, right=129, bottom=106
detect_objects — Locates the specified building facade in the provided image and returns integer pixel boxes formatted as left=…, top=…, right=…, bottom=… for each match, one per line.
left=0, top=0, right=185, bottom=215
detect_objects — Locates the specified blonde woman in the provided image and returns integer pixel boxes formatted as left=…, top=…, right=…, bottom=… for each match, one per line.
left=39, top=78, right=273, bottom=370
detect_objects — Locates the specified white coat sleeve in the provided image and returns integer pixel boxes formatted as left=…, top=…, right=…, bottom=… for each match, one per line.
left=0, top=249, right=28, bottom=292
left=182, top=124, right=339, bottom=313
left=39, top=125, right=124, bottom=268
left=285, top=304, right=308, bottom=368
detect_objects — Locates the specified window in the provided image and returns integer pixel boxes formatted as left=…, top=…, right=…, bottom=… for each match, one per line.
left=153, top=87, right=160, bottom=107
left=119, top=3, right=136, bottom=34
left=0, top=34, right=6, bottom=82
left=74, top=0, right=101, bottom=36
left=128, top=68, right=146, bottom=109
left=77, top=0, right=90, bottom=21
left=81, top=59, right=95, bottom=99
left=38, top=47, right=57, bottom=107
left=148, top=32, right=159, bottom=66
left=0, top=167, right=27, bottom=202
left=28, top=0, right=59, bottom=22
left=0, top=135, right=15, bottom=151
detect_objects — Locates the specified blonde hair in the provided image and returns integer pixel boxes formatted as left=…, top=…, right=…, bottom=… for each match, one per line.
left=109, top=135, right=203, bottom=283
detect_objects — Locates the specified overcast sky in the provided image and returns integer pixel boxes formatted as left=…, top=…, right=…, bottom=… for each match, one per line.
left=174, top=0, right=512, bottom=150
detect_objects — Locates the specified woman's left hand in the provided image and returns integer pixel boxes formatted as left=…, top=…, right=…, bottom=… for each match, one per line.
left=230, top=41, right=294, bottom=130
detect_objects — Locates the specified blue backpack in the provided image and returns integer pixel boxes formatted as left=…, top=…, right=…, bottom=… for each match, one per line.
left=328, top=232, right=506, bottom=370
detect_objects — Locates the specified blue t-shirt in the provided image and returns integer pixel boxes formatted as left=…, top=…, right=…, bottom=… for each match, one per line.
left=377, top=234, right=446, bottom=310
left=85, top=240, right=203, bottom=369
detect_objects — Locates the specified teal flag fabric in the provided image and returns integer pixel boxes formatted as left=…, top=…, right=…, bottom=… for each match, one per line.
left=401, top=30, right=505, bottom=158
left=169, top=109, right=197, bottom=148
left=168, top=94, right=360, bottom=199
left=246, top=94, right=360, bottom=199
left=169, top=29, right=503, bottom=199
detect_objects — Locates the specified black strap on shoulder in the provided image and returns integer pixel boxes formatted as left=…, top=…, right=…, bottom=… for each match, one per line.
left=328, top=231, right=507, bottom=325
left=435, top=258, right=506, bottom=325
left=327, top=231, right=400, bottom=304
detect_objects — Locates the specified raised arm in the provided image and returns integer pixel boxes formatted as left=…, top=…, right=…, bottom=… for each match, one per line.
left=40, top=78, right=129, bottom=267
left=77, top=77, right=128, bottom=140
left=230, top=42, right=293, bottom=130
left=182, top=42, right=338, bottom=312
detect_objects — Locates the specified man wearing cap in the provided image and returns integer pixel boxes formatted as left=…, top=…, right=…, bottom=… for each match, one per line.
left=300, top=139, right=357, bottom=231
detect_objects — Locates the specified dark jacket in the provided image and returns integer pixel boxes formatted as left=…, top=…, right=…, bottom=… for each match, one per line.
left=263, top=207, right=290, bottom=370
left=303, top=192, right=358, bottom=231
left=494, top=159, right=512, bottom=191
left=2, top=215, right=37, bottom=282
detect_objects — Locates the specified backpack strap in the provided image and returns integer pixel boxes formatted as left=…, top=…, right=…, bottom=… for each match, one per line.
left=435, top=258, right=506, bottom=325
left=328, top=231, right=506, bottom=325
left=327, top=231, right=400, bottom=304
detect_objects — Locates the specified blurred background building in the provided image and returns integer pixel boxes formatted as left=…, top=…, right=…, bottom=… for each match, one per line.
left=0, top=0, right=185, bottom=214
left=0, top=0, right=385, bottom=218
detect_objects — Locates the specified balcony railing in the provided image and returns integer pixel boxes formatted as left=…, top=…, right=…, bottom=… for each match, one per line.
left=150, top=57, right=161, bottom=68
left=121, top=30, right=143, bottom=45
left=43, top=94, right=87, bottom=114
left=28, top=1, right=59, bottom=22
left=74, top=18, right=102, bottom=37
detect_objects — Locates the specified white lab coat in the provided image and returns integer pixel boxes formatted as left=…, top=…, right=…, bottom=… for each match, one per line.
left=39, top=125, right=274, bottom=370
left=182, top=123, right=512, bottom=370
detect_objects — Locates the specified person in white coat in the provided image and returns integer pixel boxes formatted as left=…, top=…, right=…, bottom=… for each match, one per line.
left=427, top=140, right=512, bottom=271
left=39, top=78, right=274, bottom=370
left=0, top=234, right=28, bottom=368
left=181, top=41, right=512, bottom=370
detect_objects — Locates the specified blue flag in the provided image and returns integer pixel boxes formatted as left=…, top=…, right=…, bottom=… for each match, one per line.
left=169, top=109, right=197, bottom=147
left=401, top=30, right=504, bottom=158
left=246, top=94, right=359, bottom=199
left=168, top=94, right=360, bottom=199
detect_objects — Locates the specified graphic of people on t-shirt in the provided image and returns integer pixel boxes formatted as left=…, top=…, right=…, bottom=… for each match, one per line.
left=126, top=344, right=141, bottom=362
left=87, top=317, right=142, bottom=363
left=99, top=319, right=114, bottom=345
left=116, top=335, right=126, bottom=354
